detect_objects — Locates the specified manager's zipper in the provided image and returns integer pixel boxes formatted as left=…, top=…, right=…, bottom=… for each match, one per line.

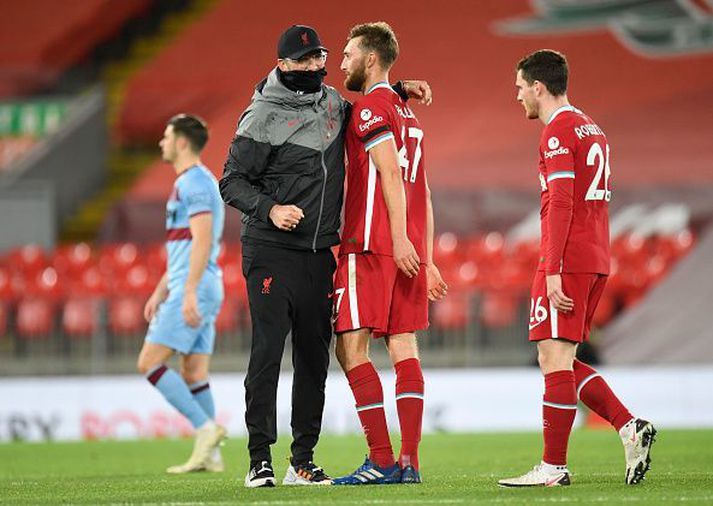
left=312, top=93, right=328, bottom=252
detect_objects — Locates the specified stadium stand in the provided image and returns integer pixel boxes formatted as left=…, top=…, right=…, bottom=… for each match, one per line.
left=105, top=0, right=713, bottom=241
left=1, top=0, right=711, bottom=374
left=0, top=0, right=151, bottom=98
left=603, top=222, right=713, bottom=364
left=0, top=225, right=695, bottom=368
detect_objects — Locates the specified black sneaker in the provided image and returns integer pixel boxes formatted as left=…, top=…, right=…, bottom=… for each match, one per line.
left=244, top=460, right=276, bottom=488
left=282, top=460, right=332, bottom=485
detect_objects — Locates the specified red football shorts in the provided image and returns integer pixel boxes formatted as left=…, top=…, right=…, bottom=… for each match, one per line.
left=528, top=272, right=608, bottom=343
left=333, top=252, right=429, bottom=337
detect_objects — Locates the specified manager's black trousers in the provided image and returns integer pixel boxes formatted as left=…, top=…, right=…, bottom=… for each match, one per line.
left=241, top=242, right=335, bottom=464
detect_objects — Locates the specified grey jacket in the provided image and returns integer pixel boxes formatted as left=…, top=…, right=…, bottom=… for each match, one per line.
left=220, top=68, right=348, bottom=251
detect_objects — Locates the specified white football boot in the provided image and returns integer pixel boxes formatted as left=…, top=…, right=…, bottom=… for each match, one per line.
left=620, top=418, right=657, bottom=485
left=498, top=462, right=571, bottom=487
left=166, top=423, right=227, bottom=474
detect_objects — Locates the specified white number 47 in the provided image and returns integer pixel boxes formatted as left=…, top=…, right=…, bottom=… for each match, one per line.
left=398, top=126, right=424, bottom=183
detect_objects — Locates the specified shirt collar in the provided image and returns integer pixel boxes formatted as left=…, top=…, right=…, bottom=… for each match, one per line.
left=547, top=104, right=578, bottom=124
left=366, top=81, right=393, bottom=95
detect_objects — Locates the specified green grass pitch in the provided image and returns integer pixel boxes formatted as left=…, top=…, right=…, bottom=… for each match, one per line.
left=1, top=429, right=712, bottom=504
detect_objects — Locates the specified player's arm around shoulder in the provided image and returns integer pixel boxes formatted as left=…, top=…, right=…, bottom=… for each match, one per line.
left=398, top=80, right=433, bottom=106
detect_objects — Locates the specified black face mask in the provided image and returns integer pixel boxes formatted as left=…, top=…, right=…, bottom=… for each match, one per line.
left=278, top=67, right=327, bottom=94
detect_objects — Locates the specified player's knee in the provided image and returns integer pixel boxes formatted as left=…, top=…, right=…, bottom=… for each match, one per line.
left=537, top=349, right=551, bottom=373
left=335, top=341, right=348, bottom=371
left=335, top=334, right=368, bottom=372
left=387, top=334, right=418, bottom=364
left=537, top=347, right=574, bottom=374
left=181, top=369, right=206, bottom=385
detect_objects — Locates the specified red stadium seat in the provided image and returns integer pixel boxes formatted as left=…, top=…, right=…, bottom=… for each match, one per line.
left=447, top=260, right=481, bottom=290
left=115, top=264, right=155, bottom=297
left=431, top=290, right=469, bottom=330
left=654, top=230, right=695, bottom=262
left=0, top=302, right=7, bottom=337
left=16, top=297, right=54, bottom=339
left=216, top=242, right=229, bottom=266
left=619, top=266, right=648, bottom=308
left=67, top=265, right=109, bottom=297
left=53, top=242, right=94, bottom=276
left=613, top=234, right=648, bottom=267
left=108, top=296, right=145, bottom=336
left=225, top=241, right=242, bottom=260
left=62, top=298, right=100, bottom=338
left=645, top=254, right=668, bottom=288
left=7, top=244, right=49, bottom=277
left=215, top=297, right=238, bottom=335
left=223, top=261, right=247, bottom=306
left=591, top=292, right=616, bottom=328
left=480, top=290, right=518, bottom=329
left=497, top=263, right=531, bottom=293
left=25, top=266, right=64, bottom=301
left=0, top=267, right=16, bottom=301
left=510, top=240, right=539, bottom=271
left=434, top=232, right=461, bottom=265
left=144, top=242, right=167, bottom=274
left=99, top=243, right=140, bottom=276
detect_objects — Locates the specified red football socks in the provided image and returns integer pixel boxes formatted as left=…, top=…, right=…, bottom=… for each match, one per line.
left=346, top=362, right=395, bottom=469
left=542, top=370, right=577, bottom=466
left=395, top=358, right=424, bottom=470
left=574, top=360, right=633, bottom=431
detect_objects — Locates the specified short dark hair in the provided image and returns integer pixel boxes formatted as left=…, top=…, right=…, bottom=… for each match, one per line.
left=517, top=50, right=568, bottom=96
left=348, top=22, right=399, bottom=69
left=167, top=114, right=208, bottom=152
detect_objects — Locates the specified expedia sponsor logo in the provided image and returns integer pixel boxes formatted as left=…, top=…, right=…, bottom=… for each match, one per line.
left=547, top=136, right=560, bottom=149
left=360, top=108, right=372, bottom=121
left=544, top=146, right=570, bottom=159
left=359, top=115, right=384, bottom=132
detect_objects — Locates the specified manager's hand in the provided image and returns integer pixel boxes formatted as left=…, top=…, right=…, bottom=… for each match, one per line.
left=402, top=80, right=433, bottom=106
left=269, top=204, right=304, bottom=231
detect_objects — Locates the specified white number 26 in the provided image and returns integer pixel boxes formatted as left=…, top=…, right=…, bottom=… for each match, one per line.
left=585, top=142, right=612, bottom=202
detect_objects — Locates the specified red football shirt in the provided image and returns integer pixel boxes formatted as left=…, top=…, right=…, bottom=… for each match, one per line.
left=538, top=105, right=611, bottom=275
left=339, top=82, right=428, bottom=260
